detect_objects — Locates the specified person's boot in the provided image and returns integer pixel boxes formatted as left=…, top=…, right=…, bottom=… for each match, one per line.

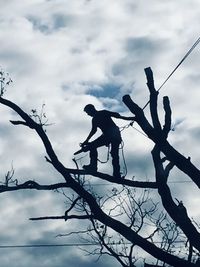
left=113, top=170, right=121, bottom=178
left=83, top=164, right=97, bottom=172
left=83, top=148, right=98, bottom=172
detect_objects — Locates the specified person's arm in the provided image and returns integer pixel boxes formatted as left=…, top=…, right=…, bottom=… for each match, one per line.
left=110, top=111, right=135, bottom=121
left=118, top=114, right=135, bottom=121
left=82, top=120, right=97, bottom=145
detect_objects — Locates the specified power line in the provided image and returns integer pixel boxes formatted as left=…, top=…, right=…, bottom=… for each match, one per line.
left=84, top=180, right=194, bottom=187
left=0, top=240, right=187, bottom=249
left=0, top=243, right=97, bottom=249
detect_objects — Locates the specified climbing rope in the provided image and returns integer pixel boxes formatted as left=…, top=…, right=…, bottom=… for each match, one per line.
left=120, top=122, right=148, bottom=138
left=96, top=140, right=128, bottom=178
left=119, top=141, right=128, bottom=177
left=97, top=145, right=110, bottom=164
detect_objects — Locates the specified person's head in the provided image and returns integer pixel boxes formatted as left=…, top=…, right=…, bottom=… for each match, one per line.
left=84, top=104, right=96, bottom=117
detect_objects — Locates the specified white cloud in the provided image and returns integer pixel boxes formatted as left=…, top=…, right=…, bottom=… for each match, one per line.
left=0, top=0, right=200, bottom=266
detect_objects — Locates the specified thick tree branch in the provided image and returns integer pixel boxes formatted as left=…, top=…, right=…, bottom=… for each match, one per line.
left=122, top=94, right=158, bottom=142
left=65, top=168, right=157, bottom=189
left=0, top=180, right=68, bottom=193
left=162, top=96, right=172, bottom=138
left=30, top=214, right=94, bottom=221
left=151, top=145, right=200, bottom=251
left=164, top=161, right=175, bottom=179
left=145, top=67, right=162, bottom=132
left=123, top=93, right=200, bottom=189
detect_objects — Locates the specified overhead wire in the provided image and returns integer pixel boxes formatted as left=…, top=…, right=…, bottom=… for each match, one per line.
left=0, top=240, right=187, bottom=249
left=0, top=243, right=97, bottom=248
left=84, top=180, right=194, bottom=186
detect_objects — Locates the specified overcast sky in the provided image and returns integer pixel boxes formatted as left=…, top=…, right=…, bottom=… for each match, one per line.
left=0, top=0, right=200, bottom=266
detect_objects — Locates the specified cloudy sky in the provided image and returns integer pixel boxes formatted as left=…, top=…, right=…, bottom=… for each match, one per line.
left=0, top=0, right=200, bottom=266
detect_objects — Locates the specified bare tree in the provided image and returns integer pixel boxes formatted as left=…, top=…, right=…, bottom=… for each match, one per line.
left=0, top=67, right=199, bottom=267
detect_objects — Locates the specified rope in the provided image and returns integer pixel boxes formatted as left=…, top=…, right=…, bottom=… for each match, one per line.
left=120, top=122, right=148, bottom=138
left=119, top=141, right=128, bottom=178
left=74, top=37, right=200, bottom=176
left=97, top=145, right=110, bottom=164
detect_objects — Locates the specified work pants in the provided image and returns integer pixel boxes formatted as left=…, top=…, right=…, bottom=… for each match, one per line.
left=84, top=134, right=121, bottom=176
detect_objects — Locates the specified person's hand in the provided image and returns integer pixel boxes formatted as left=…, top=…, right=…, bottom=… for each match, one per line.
left=130, top=119, right=135, bottom=126
left=80, top=141, right=88, bottom=147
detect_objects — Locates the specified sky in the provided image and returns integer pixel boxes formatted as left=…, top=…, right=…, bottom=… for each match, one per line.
left=0, top=0, right=200, bottom=266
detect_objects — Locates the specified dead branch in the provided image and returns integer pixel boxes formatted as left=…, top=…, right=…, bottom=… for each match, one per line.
left=145, top=67, right=162, bottom=132
left=0, top=180, right=68, bottom=193
left=162, top=96, right=172, bottom=138
left=30, top=214, right=94, bottom=221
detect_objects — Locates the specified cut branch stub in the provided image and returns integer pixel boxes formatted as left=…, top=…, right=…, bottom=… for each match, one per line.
left=162, top=96, right=172, bottom=138
left=145, top=67, right=162, bottom=132
left=144, top=67, right=154, bottom=91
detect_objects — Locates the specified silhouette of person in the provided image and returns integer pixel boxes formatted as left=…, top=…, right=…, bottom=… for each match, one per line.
left=78, top=104, right=135, bottom=177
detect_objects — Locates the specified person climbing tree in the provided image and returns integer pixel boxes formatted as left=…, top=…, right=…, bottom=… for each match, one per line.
left=74, top=104, right=135, bottom=177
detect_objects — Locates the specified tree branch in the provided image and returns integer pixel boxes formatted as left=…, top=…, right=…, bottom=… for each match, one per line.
left=123, top=92, right=200, bottom=189
left=30, top=214, right=94, bottom=221
left=151, top=145, right=200, bottom=251
left=145, top=67, right=162, bottom=132
left=65, top=196, right=81, bottom=214
left=0, top=180, right=68, bottom=193
left=122, top=94, right=157, bottom=141
left=65, top=168, right=157, bottom=189
left=90, top=218, right=130, bottom=267
left=10, top=120, right=30, bottom=127
left=164, top=161, right=175, bottom=179
left=162, top=96, right=172, bottom=138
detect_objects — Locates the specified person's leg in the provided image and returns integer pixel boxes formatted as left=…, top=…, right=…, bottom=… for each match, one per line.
left=110, top=142, right=121, bottom=177
left=83, top=135, right=107, bottom=171
left=84, top=147, right=98, bottom=171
